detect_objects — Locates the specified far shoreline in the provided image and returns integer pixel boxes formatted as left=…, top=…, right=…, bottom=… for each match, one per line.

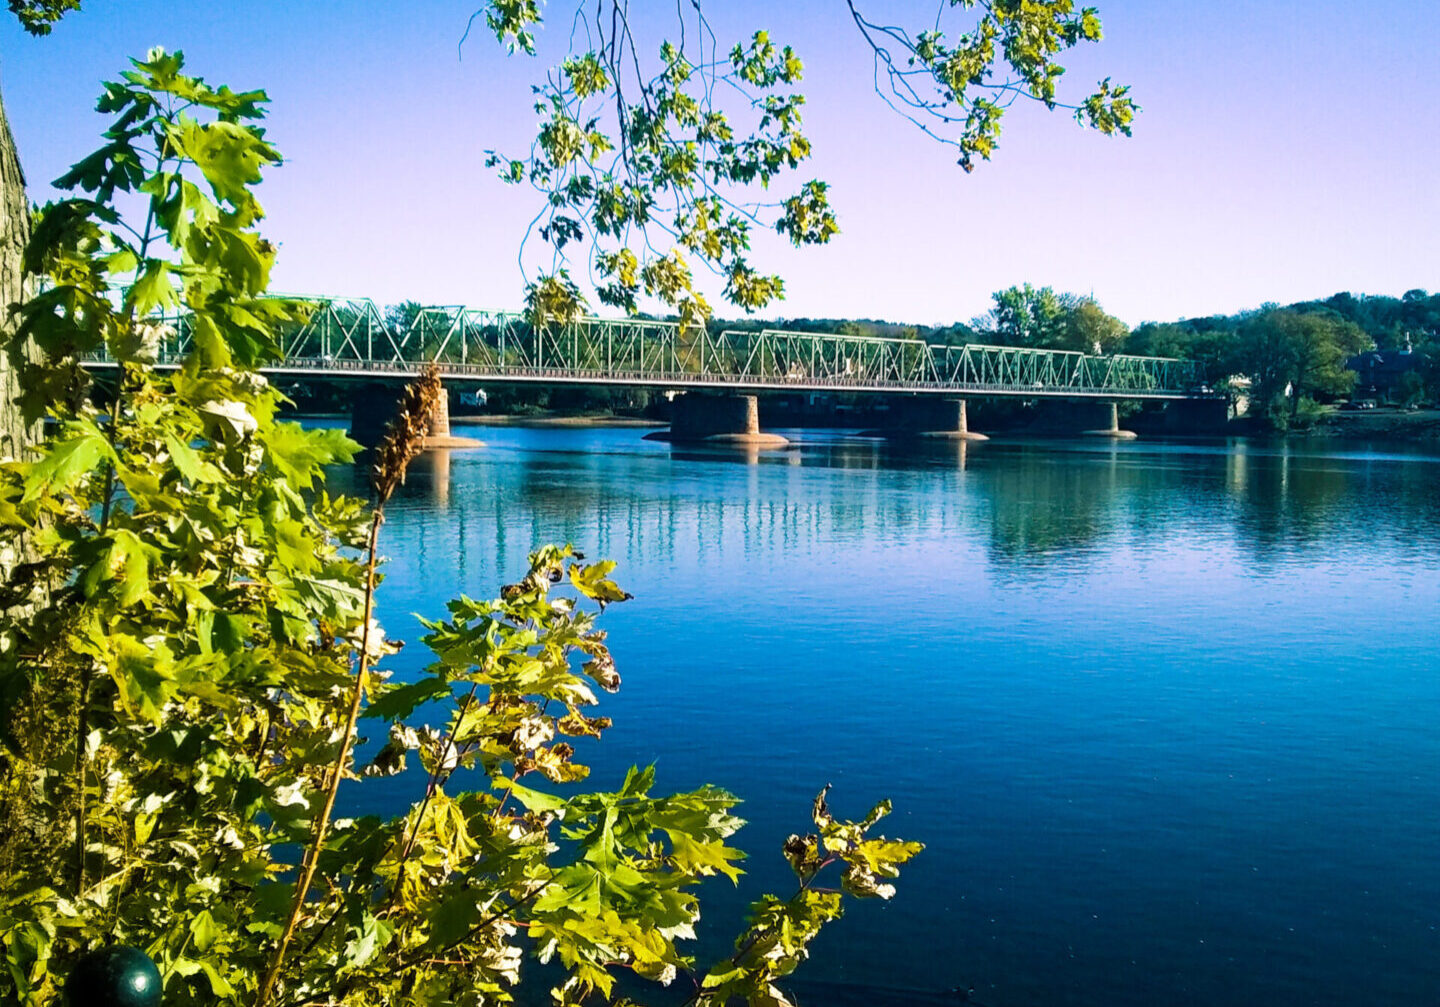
left=290, top=407, right=1440, bottom=445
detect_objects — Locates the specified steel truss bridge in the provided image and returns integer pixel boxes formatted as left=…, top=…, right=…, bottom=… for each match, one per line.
left=88, top=296, right=1209, bottom=400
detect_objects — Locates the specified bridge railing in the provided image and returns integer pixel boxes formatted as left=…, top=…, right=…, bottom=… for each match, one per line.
left=83, top=297, right=1208, bottom=398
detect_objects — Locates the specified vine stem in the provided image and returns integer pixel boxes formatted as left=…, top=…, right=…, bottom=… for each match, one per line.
left=255, top=507, right=385, bottom=1007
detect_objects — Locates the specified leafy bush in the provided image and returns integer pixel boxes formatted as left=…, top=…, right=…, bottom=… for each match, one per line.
left=0, top=51, right=919, bottom=1007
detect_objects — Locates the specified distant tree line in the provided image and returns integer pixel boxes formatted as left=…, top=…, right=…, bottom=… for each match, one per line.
left=1127, top=289, right=1439, bottom=427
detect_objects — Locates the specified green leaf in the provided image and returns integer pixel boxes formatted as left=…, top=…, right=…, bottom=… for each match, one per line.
left=364, top=676, right=452, bottom=721
left=190, top=909, right=221, bottom=952
left=164, top=432, right=221, bottom=483
left=169, top=119, right=279, bottom=211
left=494, top=776, right=566, bottom=814
left=342, top=913, right=394, bottom=970
left=197, top=961, right=234, bottom=996
left=125, top=259, right=180, bottom=316
left=105, top=634, right=178, bottom=722
left=428, top=889, right=480, bottom=948
left=21, top=423, right=115, bottom=503
left=665, top=829, right=745, bottom=882
left=266, top=422, right=360, bottom=489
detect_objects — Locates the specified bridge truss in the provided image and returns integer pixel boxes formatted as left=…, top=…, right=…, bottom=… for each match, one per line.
left=92, top=296, right=1208, bottom=400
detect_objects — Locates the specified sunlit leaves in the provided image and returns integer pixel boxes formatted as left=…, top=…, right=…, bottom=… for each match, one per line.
left=725, top=264, right=785, bottom=314
left=1076, top=76, right=1137, bottom=136
left=0, top=53, right=398, bottom=1003
left=563, top=51, right=609, bottom=98
left=486, top=2, right=1133, bottom=329
left=8, top=0, right=79, bottom=35
left=731, top=31, right=805, bottom=88
left=697, top=788, right=922, bottom=1005
left=265, top=422, right=360, bottom=489
left=19, top=419, right=112, bottom=502
left=595, top=247, right=640, bottom=313
left=483, top=0, right=543, bottom=55
left=483, top=12, right=819, bottom=328
left=3, top=46, right=923, bottom=1007
left=168, top=118, right=281, bottom=222
left=524, top=270, right=587, bottom=327
left=776, top=180, right=837, bottom=247
left=905, top=0, right=1126, bottom=143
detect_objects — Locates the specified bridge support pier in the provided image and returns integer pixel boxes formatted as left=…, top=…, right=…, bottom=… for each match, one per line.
left=349, top=381, right=481, bottom=450
left=647, top=393, right=788, bottom=447
left=1026, top=400, right=1138, bottom=438
left=1082, top=401, right=1138, bottom=439
left=427, top=385, right=455, bottom=442
left=866, top=397, right=988, bottom=440
left=913, top=398, right=988, bottom=440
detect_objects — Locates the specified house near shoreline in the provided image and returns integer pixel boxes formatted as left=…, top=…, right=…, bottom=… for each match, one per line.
left=1348, top=337, right=1421, bottom=400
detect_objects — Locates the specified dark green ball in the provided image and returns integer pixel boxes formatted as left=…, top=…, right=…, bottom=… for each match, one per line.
left=64, top=946, right=162, bottom=1007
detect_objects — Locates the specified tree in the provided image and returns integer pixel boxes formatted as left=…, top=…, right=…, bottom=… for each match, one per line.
left=1127, top=320, right=1242, bottom=387
left=2, top=3, right=81, bottom=463
left=973, top=283, right=1067, bottom=348
left=2, top=4, right=86, bottom=597
left=474, top=1, right=1137, bottom=326
left=1060, top=296, right=1128, bottom=354
left=0, top=52, right=922, bottom=1007
left=0, top=90, right=28, bottom=466
left=1235, top=309, right=1370, bottom=419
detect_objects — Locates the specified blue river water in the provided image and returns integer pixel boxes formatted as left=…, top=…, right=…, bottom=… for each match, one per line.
left=340, top=427, right=1440, bottom=1007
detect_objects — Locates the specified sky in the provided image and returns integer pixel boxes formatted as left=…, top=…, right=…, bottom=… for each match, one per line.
left=1, top=1, right=1436, bottom=328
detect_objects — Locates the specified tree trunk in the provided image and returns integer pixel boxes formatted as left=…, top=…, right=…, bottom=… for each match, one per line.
left=0, top=86, right=35, bottom=465
left=2, top=86, right=40, bottom=590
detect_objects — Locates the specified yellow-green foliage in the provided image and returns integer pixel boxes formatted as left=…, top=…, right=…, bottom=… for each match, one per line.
left=480, top=0, right=1134, bottom=325
left=0, top=51, right=920, bottom=1007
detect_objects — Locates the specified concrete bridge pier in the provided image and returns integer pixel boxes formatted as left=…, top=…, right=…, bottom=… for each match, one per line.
left=349, top=380, right=481, bottom=450
left=1026, top=400, right=1137, bottom=438
left=429, top=385, right=451, bottom=440
left=648, top=393, right=789, bottom=447
left=915, top=398, right=988, bottom=441
left=867, top=397, right=988, bottom=440
left=1083, top=401, right=1138, bottom=439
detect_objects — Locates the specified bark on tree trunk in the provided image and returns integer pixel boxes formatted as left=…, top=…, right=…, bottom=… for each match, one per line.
left=1, top=86, right=35, bottom=465
left=2, top=86, right=41, bottom=587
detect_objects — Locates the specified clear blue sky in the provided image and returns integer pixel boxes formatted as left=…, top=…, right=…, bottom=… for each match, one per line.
left=2, top=1, right=1436, bottom=327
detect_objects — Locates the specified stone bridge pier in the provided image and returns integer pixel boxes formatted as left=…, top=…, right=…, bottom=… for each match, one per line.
left=1082, top=401, right=1137, bottom=439
left=1027, top=400, right=1137, bottom=439
left=885, top=397, right=988, bottom=440
left=349, top=380, right=479, bottom=450
left=647, top=393, right=788, bottom=447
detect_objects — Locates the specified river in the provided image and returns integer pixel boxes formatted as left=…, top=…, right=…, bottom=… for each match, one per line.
left=343, top=428, right=1440, bottom=1007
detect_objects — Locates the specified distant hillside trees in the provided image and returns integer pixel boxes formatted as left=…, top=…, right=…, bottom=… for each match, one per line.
left=971, top=284, right=1128, bottom=353
left=1237, top=310, right=1370, bottom=420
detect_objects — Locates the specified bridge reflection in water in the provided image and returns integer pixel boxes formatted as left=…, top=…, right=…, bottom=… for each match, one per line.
left=356, top=433, right=1440, bottom=592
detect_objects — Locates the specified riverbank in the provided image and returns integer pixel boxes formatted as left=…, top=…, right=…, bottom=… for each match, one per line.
left=1215, top=407, right=1440, bottom=442
left=1302, top=407, right=1440, bottom=441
